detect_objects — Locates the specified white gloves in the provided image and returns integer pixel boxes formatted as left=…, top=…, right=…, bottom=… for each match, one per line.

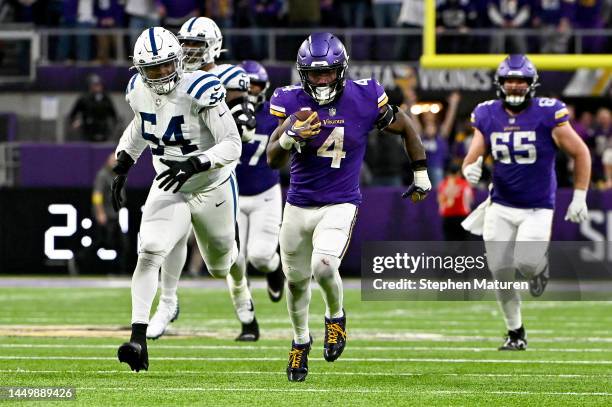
left=565, top=189, right=588, bottom=223
left=463, top=156, right=483, bottom=185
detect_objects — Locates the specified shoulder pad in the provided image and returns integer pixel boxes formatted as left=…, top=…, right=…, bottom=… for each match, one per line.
left=125, top=73, right=140, bottom=103
left=216, top=64, right=249, bottom=92
left=185, top=71, right=225, bottom=108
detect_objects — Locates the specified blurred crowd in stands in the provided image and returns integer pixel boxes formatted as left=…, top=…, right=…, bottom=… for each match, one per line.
left=0, top=0, right=610, bottom=62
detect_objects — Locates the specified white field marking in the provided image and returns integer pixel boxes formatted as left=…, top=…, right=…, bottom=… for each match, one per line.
left=2, top=355, right=612, bottom=364
left=4, top=327, right=612, bottom=343
left=4, top=369, right=612, bottom=379
left=1, top=343, right=611, bottom=353
left=74, top=387, right=612, bottom=397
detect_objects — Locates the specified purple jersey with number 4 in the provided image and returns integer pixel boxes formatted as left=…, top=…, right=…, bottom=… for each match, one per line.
left=270, top=79, right=388, bottom=207
left=236, top=101, right=280, bottom=196
left=471, top=97, right=569, bottom=209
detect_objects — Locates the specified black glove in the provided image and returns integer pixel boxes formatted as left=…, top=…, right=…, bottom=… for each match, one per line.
left=156, top=156, right=211, bottom=193
left=111, top=151, right=134, bottom=212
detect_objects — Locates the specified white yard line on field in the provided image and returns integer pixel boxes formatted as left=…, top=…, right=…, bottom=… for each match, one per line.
left=3, top=369, right=612, bottom=379
left=2, top=355, right=612, bottom=364
left=0, top=343, right=611, bottom=353
left=73, top=387, right=612, bottom=397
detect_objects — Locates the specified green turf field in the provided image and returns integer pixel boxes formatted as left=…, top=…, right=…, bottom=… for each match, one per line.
left=0, top=282, right=611, bottom=406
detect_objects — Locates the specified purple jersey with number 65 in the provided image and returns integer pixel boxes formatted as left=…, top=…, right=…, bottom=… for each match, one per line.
left=235, top=101, right=280, bottom=196
left=270, top=79, right=388, bottom=207
left=471, top=97, right=569, bottom=209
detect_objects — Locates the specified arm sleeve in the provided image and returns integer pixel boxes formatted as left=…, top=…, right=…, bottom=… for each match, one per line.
left=488, top=3, right=505, bottom=26
left=512, top=3, right=530, bottom=26
left=199, top=102, right=242, bottom=169
left=115, top=115, right=147, bottom=162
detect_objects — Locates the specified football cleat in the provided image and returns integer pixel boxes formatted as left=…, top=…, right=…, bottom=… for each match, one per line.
left=529, top=265, right=549, bottom=297
left=117, top=341, right=149, bottom=372
left=234, top=299, right=255, bottom=325
left=266, top=266, right=285, bottom=303
left=287, top=337, right=313, bottom=382
left=324, top=310, right=347, bottom=362
left=147, top=298, right=179, bottom=340
left=236, top=317, right=259, bottom=342
left=499, top=326, right=527, bottom=351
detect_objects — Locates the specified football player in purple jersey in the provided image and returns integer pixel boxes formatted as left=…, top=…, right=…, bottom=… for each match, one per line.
left=462, top=55, right=591, bottom=350
left=266, top=33, right=432, bottom=381
left=232, top=60, right=285, bottom=303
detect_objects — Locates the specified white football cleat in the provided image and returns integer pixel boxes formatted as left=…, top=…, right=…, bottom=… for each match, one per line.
left=146, top=298, right=179, bottom=340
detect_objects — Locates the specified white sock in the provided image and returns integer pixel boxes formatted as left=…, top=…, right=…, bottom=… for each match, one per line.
left=287, top=277, right=311, bottom=344
left=312, top=253, right=343, bottom=319
left=493, top=267, right=522, bottom=330
left=160, top=241, right=187, bottom=303
left=227, top=253, right=251, bottom=304
left=131, top=252, right=164, bottom=324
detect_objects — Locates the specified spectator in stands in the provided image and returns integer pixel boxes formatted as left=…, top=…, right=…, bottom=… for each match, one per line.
left=95, top=0, right=124, bottom=64
left=204, top=0, right=233, bottom=29
left=437, top=162, right=473, bottom=241
left=340, top=0, right=367, bottom=28
left=158, top=0, right=198, bottom=32
left=288, top=0, right=318, bottom=27
left=125, top=0, right=160, bottom=47
left=56, top=0, right=96, bottom=62
left=372, top=0, right=403, bottom=60
left=531, top=0, right=573, bottom=53
left=573, top=0, right=608, bottom=53
left=69, top=74, right=118, bottom=142
left=250, top=0, right=284, bottom=59
left=421, top=91, right=461, bottom=187
left=487, top=0, right=531, bottom=53
left=396, top=0, right=424, bottom=60
left=592, top=108, right=612, bottom=186
left=436, top=0, right=478, bottom=54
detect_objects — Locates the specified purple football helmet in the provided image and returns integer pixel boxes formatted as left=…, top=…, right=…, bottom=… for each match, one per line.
left=494, top=54, right=539, bottom=106
left=296, top=33, right=349, bottom=105
left=240, top=60, right=269, bottom=107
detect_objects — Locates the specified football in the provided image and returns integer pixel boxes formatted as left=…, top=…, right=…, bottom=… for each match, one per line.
left=294, top=109, right=320, bottom=125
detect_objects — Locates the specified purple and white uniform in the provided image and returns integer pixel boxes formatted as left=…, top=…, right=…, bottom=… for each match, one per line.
left=270, top=79, right=388, bottom=207
left=236, top=101, right=280, bottom=196
left=471, top=97, right=569, bottom=209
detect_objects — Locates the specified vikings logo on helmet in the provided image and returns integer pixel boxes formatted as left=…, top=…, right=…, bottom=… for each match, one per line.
left=494, top=54, right=539, bottom=107
left=296, top=33, right=349, bottom=105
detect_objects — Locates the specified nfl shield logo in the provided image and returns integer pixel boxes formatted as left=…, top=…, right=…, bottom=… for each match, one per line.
left=329, top=107, right=336, bottom=117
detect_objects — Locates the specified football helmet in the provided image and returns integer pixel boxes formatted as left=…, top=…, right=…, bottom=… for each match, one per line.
left=177, top=17, right=223, bottom=71
left=296, top=33, right=349, bottom=105
left=132, top=27, right=183, bottom=95
left=240, top=60, right=269, bottom=108
left=494, top=54, right=539, bottom=107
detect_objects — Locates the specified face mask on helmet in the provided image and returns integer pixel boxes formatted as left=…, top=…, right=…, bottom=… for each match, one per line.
left=247, top=80, right=269, bottom=108
left=180, top=38, right=219, bottom=72
left=498, top=77, right=532, bottom=106
left=137, top=57, right=183, bottom=95
left=298, top=65, right=346, bottom=105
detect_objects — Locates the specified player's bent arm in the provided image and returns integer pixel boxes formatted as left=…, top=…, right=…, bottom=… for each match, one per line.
left=266, top=118, right=292, bottom=169
left=200, top=103, right=242, bottom=168
left=553, top=123, right=591, bottom=191
left=385, top=108, right=427, bottom=164
left=115, top=115, right=147, bottom=162
left=462, top=128, right=487, bottom=169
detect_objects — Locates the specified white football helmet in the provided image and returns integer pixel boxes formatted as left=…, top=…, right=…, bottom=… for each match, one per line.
left=132, top=27, right=183, bottom=94
left=177, top=17, right=223, bottom=72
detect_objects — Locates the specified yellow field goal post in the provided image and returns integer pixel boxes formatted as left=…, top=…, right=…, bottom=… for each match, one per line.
left=419, top=0, right=612, bottom=70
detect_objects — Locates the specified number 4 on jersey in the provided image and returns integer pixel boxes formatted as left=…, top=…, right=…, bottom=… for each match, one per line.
left=317, top=127, right=346, bottom=168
